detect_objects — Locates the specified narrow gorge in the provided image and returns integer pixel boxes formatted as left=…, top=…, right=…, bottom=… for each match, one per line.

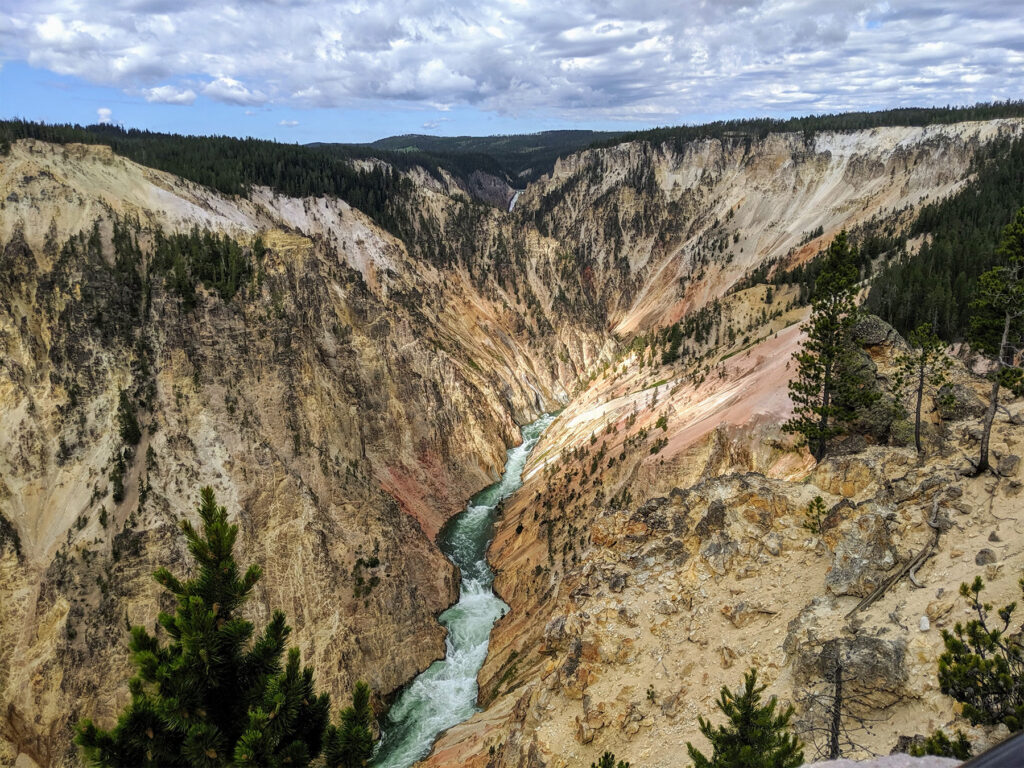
left=376, top=414, right=552, bottom=768
left=2, top=111, right=1024, bottom=768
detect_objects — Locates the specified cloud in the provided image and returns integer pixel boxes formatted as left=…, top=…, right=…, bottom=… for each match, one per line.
left=97, top=106, right=112, bottom=123
left=202, top=76, right=267, bottom=106
left=278, top=119, right=299, bottom=126
left=3, top=1, right=1023, bottom=122
left=143, top=84, right=196, bottom=104
left=422, top=117, right=451, bottom=130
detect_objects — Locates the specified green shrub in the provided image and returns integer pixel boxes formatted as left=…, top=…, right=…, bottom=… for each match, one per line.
left=909, top=729, right=972, bottom=759
left=938, top=575, right=1024, bottom=730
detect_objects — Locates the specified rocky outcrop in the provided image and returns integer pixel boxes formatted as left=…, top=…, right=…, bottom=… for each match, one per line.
left=423, top=394, right=1024, bottom=767
left=0, top=140, right=603, bottom=767
left=3, top=118, right=1024, bottom=767
left=824, top=508, right=898, bottom=597
left=937, top=382, right=988, bottom=421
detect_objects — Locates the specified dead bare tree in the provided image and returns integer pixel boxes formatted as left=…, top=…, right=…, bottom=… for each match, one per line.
left=794, top=640, right=893, bottom=760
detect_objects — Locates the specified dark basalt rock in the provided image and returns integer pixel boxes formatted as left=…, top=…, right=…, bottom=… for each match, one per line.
left=937, top=382, right=987, bottom=421
left=853, top=314, right=906, bottom=349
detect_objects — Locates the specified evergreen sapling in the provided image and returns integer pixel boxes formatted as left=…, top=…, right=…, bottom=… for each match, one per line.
left=687, top=668, right=803, bottom=768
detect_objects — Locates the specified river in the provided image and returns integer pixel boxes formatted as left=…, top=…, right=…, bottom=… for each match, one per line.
left=373, top=414, right=554, bottom=768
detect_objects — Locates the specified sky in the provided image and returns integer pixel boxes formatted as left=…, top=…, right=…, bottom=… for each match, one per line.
left=1, top=0, right=1022, bottom=144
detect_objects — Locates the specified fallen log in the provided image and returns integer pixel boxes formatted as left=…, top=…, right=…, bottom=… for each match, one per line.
left=846, top=496, right=943, bottom=618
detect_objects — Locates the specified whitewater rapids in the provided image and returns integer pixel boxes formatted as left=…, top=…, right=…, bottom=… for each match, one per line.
left=374, top=414, right=553, bottom=768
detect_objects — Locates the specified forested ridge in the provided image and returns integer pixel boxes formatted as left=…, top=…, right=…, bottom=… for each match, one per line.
left=0, top=120, right=434, bottom=240
left=364, top=129, right=624, bottom=183
left=590, top=100, right=1024, bottom=150
left=0, top=120, right=592, bottom=215
left=863, top=133, right=1024, bottom=340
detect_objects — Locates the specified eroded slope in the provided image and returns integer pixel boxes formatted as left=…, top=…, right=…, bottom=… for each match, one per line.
left=2, top=118, right=1023, bottom=768
left=0, top=139, right=602, bottom=767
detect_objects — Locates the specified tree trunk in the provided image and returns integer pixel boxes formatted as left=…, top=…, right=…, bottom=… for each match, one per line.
left=914, top=360, right=925, bottom=454
left=976, top=377, right=999, bottom=475
left=829, top=659, right=843, bottom=760
left=816, top=367, right=832, bottom=462
left=976, top=311, right=1011, bottom=475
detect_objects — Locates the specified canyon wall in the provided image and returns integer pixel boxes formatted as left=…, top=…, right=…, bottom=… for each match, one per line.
left=0, top=139, right=602, bottom=767
left=425, top=318, right=1024, bottom=766
left=2, top=118, right=1023, bottom=766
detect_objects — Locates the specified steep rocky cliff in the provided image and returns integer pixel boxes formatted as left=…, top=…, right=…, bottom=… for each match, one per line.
left=517, top=120, right=1024, bottom=333
left=0, top=139, right=603, bottom=767
left=1, top=118, right=1022, bottom=767
left=424, top=322, right=1024, bottom=767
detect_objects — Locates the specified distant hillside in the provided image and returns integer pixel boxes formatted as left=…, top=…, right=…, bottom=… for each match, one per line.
left=589, top=100, right=1024, bottom=150
left=361, top=130, right=624, bottom=184
left=0, top=121, right=612, bottom=216
left=0, top=119, right=513, bottom=235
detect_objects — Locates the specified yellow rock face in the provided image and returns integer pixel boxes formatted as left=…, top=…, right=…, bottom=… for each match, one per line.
left=3, top=118, right=1024, bottom=766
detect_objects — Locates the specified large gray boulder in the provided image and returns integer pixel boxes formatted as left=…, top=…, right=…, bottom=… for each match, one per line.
left=825, top=510, right=897, bottom=597
left=853, top=315, right=907, bottom=350
left=937, top=382, right=987, bottom=421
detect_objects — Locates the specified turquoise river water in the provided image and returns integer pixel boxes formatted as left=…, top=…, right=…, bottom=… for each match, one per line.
left=373, top=414, right=553, bottom=768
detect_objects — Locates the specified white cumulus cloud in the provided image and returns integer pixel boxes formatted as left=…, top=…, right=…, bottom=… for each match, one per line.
left=97, top=106, right=112, bottom=123
left=143, top=84, right=197, bottom=104
left=2, top=1, right=1022, bottom=122
left=202, top=76, right=268, bottom=106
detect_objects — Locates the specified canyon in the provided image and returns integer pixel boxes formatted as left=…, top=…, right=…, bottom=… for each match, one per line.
left=1, top=117, right=1023, bottom=767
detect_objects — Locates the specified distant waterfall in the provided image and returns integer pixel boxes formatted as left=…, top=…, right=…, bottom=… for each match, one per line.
left=508, top=190, right=521, bottom=212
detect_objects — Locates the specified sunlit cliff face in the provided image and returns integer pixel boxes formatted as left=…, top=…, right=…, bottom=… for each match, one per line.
left=2, top=117, right=1024, bottom=767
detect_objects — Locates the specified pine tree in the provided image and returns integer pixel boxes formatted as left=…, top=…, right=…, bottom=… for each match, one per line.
left=591, top=752, right=630, bottom=768
left=802, top=496, right=826, bottom=535
left=687, top=669, right=803, bottom=768
left=75, top=487, right=372, bottom=767
left=937, top=575, right=1024, bottom=731
left=892, top=323, right=952, bottom=454
left=968, top=207, right=1024, bottom=475
left=784, top=232, right=875, bottom=461
left=117, top=390, right=142, bottom=446
left=324, top=682, right=375, bottom=768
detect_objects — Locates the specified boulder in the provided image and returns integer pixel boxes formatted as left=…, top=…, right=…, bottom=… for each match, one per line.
left=783, top=595, right=840, bottom=657
left=853, top=315, right=906, bottom=349
left=997, top=454, right=1020, bottom=478
left=825, top=511, right=897, bottom=597
left=830, top=434, right=869, bottom=456
left=937, top=382, right=987, bottom=421
left=721, top=601, right=778, bottom=628
left=792, top=634, right=909, bottom=710
left=975, top=548, right=998, bottom=566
